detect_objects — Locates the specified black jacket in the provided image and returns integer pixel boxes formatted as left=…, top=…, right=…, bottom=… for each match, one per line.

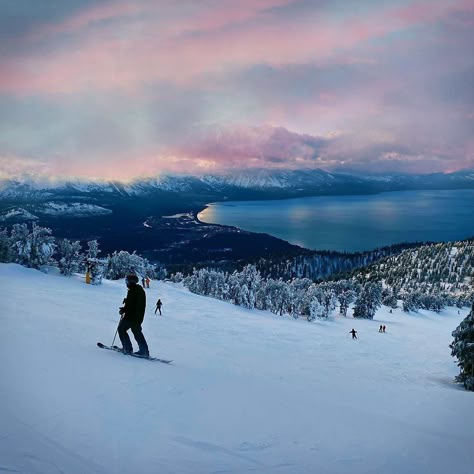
left=123, top=284, right=146, bottom=324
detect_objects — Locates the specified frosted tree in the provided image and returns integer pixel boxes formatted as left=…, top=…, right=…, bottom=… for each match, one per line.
left=86, top=240, right=100, bottom=260
left=85, top=240, right=104, bottom=285
left=10, top=223, right=56, bottom=269
left=308, top=297, right=324, bottom=321
left=0, top=227, right=12, bottom=262
left=402, top=291, right=422, bottom=312
left=265, top=278, right=291, bottom=315
left=154, top=264, right=168, bottom=280
left=57, top=239, right=82, bottom=276
left=255, top=279, right=271, bottom=311
left=382, top=288, right=398, bottom=309
left=171, top=272, right=184, bottom=283
left=86, top=258, right=105, bottom=285
left=353, top=281, right=382, bottom=319
left=288, top=278, right=313, bottom=316
left=237, top=265, right=262, bottom=309
left=314, top=283, right=337, bottom=318
left=450, top=303, right=474, bottom=391
left=335, top=280, right=357, bottom=317
left=105, top=250, right=154, bottom=280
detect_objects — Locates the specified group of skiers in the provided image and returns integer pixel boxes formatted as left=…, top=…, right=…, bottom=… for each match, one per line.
left=117, top=273, right=390, bottom=356
left=349, top=325, right=388, bottom=339
left=117, top=274, right=164, bottom=358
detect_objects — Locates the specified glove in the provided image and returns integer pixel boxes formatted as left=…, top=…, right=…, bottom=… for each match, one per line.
left=119, top=307, right=125, bottom=315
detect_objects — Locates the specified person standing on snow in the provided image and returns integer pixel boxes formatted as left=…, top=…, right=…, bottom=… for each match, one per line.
left=145, top=277, right=150, bottom=288
left=350, top=328, right=358, bottom=339
left=155, top=298, right=163, bottom=315
left=118, top=274, right=149, bottom=357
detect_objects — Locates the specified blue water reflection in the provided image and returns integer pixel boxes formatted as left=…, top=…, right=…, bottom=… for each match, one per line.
left=198, top=190, right=474, bottom=252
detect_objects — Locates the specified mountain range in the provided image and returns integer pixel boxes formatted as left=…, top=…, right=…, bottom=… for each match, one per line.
left=1, top=168, right=474, bottom=204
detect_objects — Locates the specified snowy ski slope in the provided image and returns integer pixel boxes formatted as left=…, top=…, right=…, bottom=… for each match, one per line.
left=0, top=263, right=472, bottom=473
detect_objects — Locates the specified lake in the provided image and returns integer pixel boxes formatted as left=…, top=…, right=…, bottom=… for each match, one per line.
left=197, top=189, right=474, bottom=252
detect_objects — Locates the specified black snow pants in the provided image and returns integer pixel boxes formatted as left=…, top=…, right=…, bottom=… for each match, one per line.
left=118, top=318, right=149, bottom=353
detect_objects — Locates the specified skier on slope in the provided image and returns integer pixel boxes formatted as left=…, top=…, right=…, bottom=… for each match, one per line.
left=350, top=328, right=358, bottom=339
left=155, top=298, right=163, bottom=315
left=118, top=274, right=149, bottom=357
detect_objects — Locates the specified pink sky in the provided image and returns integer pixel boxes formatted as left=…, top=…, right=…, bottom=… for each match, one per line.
left=0, top=0, right=472, bottom=180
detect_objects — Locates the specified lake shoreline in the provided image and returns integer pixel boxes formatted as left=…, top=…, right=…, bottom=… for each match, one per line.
left=197, top=189, right=474, bottom=253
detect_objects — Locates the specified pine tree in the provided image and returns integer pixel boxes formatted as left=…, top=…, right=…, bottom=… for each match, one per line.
left=353, top=282, right=382, bottom=319
left=10, top=223, right=56, bottom=269
left=450, top=303, right=474, bottom=391
left=0, top=227, right=12, bottom=262
left=308, top=297, right=324, bottom=321
left=57, top=239, right=82, bottom=276
left=334, top=280, right=357, bottom=317
left=86, top=258, right=105, bottom=285
left=86, top=240, right=100, bottom=260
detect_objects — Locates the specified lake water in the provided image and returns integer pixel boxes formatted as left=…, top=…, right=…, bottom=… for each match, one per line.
left=197, top=189, right=474, bottom=252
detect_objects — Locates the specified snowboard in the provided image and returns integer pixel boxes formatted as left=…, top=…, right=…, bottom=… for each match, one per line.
left=97, top=342, right=172, bottom=364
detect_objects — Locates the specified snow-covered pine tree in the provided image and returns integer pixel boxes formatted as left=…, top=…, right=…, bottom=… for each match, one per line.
left=237, top=265, right=262, bottom=309
left=86, top=258, right=105, bottom=285
left=382, top=287, right=398, bottom=309
left=57, top=239, right=82, bottom=276
left=288, top=278, right=313, bottom=319
left=334, top=280, right=358, bottom=317
left=308, top=297, right=324, bottom=321
left=450, top=303, right=474, bottom=391
left=402, top=291, right=422, bottom=312
left=10, top=223, right=56, bottom=269
left=353, top=281, right=382, bottom=319
left=312, top=283, right=337, bottom=318
left=0, top=227, right=12, bottom=262
left=154, top=264, right=168, bottom=280
left=171, top=272, right=184, bottom=283
left=86, top=240, right=100, bottom=260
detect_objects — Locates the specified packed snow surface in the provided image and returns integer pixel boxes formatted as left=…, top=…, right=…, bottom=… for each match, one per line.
left=0, top=263, right=472, bottom=474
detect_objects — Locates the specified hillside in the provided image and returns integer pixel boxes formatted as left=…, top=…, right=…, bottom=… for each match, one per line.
left=1, top=263, right=473, bottom=473
left=347, top=239, right=474, bottom=301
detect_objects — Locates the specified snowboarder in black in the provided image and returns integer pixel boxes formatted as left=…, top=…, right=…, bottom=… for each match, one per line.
left=118, top=274, right=149, bottom=356
left=350, top=328, right=358, bottom=339
left=382, top=325, right=386, bottom=333
left=379, top=325, right=383, bottom=333
left=155, top=298, right=163, bottom=315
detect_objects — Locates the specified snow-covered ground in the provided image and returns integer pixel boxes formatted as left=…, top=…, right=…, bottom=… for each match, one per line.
left=0, top=263, right=472, bottom=474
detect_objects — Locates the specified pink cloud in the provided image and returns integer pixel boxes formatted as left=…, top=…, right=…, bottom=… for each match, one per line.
left=2, top=0, right=470, bottom=96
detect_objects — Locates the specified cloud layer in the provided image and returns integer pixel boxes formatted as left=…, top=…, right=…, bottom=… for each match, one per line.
left=0, top=0, right=473, bottom=179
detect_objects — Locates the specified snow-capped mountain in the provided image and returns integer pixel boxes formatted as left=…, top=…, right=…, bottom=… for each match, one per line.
left=2, top=168, right=474, bottom=202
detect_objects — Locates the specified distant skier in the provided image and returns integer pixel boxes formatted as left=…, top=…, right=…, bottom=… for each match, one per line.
left=155, top=298, right=163, bottom=315
left=350, top=328, right=358, bottom=340
left=379, top=325, right=383, bottom=333
left=382, top=325, right=386, bottom=333
left=118, top=274, right=149, bottom=357
left=145, top=277, right=150, bottom=289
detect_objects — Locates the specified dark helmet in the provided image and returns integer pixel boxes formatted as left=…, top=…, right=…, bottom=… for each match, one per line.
left=125, top=274, right=139, bottom=285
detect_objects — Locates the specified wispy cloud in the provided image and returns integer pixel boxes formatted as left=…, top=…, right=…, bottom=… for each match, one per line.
left=0, top=0, right=472, bottom=179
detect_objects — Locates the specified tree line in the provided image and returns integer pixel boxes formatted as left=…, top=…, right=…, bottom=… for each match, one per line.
left=0, top=223, right=167, bottom=283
